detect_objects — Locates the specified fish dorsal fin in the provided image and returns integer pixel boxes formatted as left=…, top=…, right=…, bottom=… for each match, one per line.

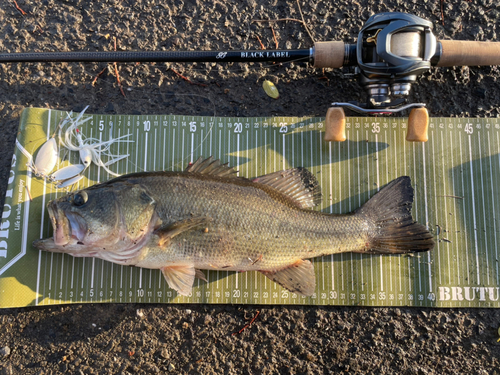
left=185, top=156, right=238, bottom=178
left=260, top=259, right=315, bottom=296
left=253, top=168, right=322, bottom=209
left=161, top=265, right=196, bottom=296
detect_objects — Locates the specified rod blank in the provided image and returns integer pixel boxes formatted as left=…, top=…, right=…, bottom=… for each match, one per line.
left=0, top=49, right=311, bottom=64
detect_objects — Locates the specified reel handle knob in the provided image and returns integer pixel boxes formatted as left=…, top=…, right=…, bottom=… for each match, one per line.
left=406, top=107, right=429, bottom=142
left=324, top=107, right=346, bottom=142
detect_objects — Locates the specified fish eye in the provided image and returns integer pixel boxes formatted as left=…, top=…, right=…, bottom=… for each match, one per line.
left=73, top=191, right=88, bottom=206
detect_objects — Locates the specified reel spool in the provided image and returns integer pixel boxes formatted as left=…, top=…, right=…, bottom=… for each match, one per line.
left=325, top=13, right=437, bottom=142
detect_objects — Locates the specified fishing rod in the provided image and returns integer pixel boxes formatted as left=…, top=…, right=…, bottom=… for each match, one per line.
left=2, top=12, right=500, bottom=142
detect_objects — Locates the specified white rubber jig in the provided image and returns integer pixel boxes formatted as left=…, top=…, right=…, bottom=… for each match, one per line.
left=59, top=106, right=132, bottom=176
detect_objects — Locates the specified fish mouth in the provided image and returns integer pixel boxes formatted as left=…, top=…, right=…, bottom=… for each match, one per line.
left=48, top=201, right=88, bottom=246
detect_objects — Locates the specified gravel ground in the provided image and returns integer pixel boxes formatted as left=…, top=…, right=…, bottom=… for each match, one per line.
left=1, top=1, right=500, bottom=374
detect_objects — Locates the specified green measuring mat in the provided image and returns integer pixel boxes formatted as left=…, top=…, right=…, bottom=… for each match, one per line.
left=1, top=107, right=499, bottom=308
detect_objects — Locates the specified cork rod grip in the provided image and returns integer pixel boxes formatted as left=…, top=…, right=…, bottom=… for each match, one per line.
left=313, top=41, right=345, bottom=69
left=437, top=40, right=500, bottom=67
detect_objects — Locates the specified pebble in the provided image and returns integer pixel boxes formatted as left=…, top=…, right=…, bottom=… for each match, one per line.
left=0, top=364, right=12, bottom=375
left=306, top=352, right=316, bottom=362
left=160, top=348, right=170, bottom=359
left=0, top=347, right=10, bottom=357
left=204, top=314, right=213, bottom=325
left=167, top=363, right=175, bottom=372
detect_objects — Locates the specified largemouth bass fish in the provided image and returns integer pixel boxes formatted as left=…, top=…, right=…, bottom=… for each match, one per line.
left=33, top=157, right=434, bottom=296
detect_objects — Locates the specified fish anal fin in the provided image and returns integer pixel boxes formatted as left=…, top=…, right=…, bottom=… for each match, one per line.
left=185, top=156, right=239, bottom=178
left=260, top=259, right=315, bottom=296
left=154, top=217, right=210, bottom=247
left=252, top=168, right=322, bottom=209
left=161, top=265, right=196, bottom=296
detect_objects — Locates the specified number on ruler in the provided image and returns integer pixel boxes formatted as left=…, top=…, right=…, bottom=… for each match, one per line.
left=234, top=123, right=242, bottom=133
left=99, top=120, right=104, bottom=131
left=143, top=120, right=151, bottom=132
left=189, top=121, right=196, bottom=132
left=371, top=122, right=380, bottom=133
left=279, top=123, right=288, bottom=133
left=464, top=123, right=473, bottom=134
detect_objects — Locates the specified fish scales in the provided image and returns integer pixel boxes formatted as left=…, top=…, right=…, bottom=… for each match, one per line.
left=130, top=173, right=367, bottom=271
left=33, top=157, right=435, bottom=296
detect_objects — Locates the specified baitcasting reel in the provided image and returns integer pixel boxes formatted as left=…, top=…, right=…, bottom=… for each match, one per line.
left=325, top=13, right=437, bottom=142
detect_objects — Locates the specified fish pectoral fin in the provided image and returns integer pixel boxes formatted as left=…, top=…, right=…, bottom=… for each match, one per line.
left=260, top=259, right=315, bottom=296
left=161, top=265, right=196, bottom=296
left=154, top=217, right=211, bottom=247
left=195, top=269, right=208, bottom=282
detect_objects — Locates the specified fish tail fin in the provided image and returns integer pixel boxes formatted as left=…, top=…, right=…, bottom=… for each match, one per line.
left=356, top=176, right=435, bottom=254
